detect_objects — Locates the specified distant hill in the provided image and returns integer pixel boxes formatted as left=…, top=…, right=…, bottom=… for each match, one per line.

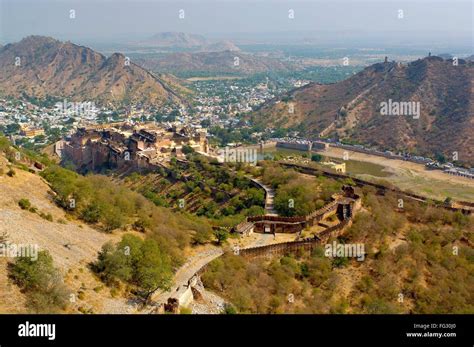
left=201, top=40, right=240, bottom=52
left=437, top=53, right=454, bottom=60
left=141, top=32, right=208, bottom=48
left=138, top=32, right=240, bottom=52
left=251, top=56, right=474, bottom=165
left=0, top=36, right=183, bottom=106
left=135, top=50, right=293, bottom=77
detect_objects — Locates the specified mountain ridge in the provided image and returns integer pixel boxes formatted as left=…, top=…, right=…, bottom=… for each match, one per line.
left=251, top=56, right=474, bottom=165
left=0, top=36, right=183, bottom=106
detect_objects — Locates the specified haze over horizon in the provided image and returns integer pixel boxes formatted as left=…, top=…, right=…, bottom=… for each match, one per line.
left=0, top=0, right=472, bottom=51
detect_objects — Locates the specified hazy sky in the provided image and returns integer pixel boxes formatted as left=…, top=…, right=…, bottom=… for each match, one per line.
left=0, top=0, right=472, bottom=49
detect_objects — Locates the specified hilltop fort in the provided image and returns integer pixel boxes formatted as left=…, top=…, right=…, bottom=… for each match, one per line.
left=58, top=122, right=208, bottom=172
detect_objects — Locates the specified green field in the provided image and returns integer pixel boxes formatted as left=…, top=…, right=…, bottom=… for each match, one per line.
left=344, top=159, right=391, bottom=177
left=259, top=147, right=391, bottom=178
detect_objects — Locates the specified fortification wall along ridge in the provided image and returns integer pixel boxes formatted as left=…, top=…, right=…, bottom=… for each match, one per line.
left=280, top=162, right=473, bottom=214
left=238, top=219, right=352, bottom=259
left=163, top=187, right=362, bottom=309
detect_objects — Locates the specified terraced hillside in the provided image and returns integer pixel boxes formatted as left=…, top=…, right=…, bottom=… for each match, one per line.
left=115, top=154, right=266, bottom=224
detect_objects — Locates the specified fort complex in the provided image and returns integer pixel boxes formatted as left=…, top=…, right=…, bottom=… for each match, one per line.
left=58, top=122, right=208, bottom=172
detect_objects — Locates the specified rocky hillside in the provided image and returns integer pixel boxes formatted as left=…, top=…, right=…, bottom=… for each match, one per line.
left=0, top=151, right=142, bottom=313
left=252, top=56, right=474, bottom=165
left=0, top=36, right=182, bottom=106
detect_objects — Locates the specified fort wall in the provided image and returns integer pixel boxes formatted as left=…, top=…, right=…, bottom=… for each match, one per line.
left=276, top=141, right=311, bottom=151
left=280, top=162, right=472, bottom=214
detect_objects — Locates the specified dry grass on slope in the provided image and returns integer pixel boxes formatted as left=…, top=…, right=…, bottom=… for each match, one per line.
left=0, top=156, right=138, bottom=313
left=0, top=156, right=119, bottom=269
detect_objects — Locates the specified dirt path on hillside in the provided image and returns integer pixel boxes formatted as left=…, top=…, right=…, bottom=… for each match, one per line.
left=152, top=246, right=224, bottom=305
left=152, top=232, right=288, bottom=310
left=248, top=177, right=278, bottom=215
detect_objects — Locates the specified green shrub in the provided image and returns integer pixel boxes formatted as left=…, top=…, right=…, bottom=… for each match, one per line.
left=213, top=228, right=229, bottom=245
left=8, top=250, right=70, bottom=313
left=39, top=212, right=53, bottom=222
left=18, top=198, right=31, bottom=210
left=93, top=235, right=173, bottom=302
